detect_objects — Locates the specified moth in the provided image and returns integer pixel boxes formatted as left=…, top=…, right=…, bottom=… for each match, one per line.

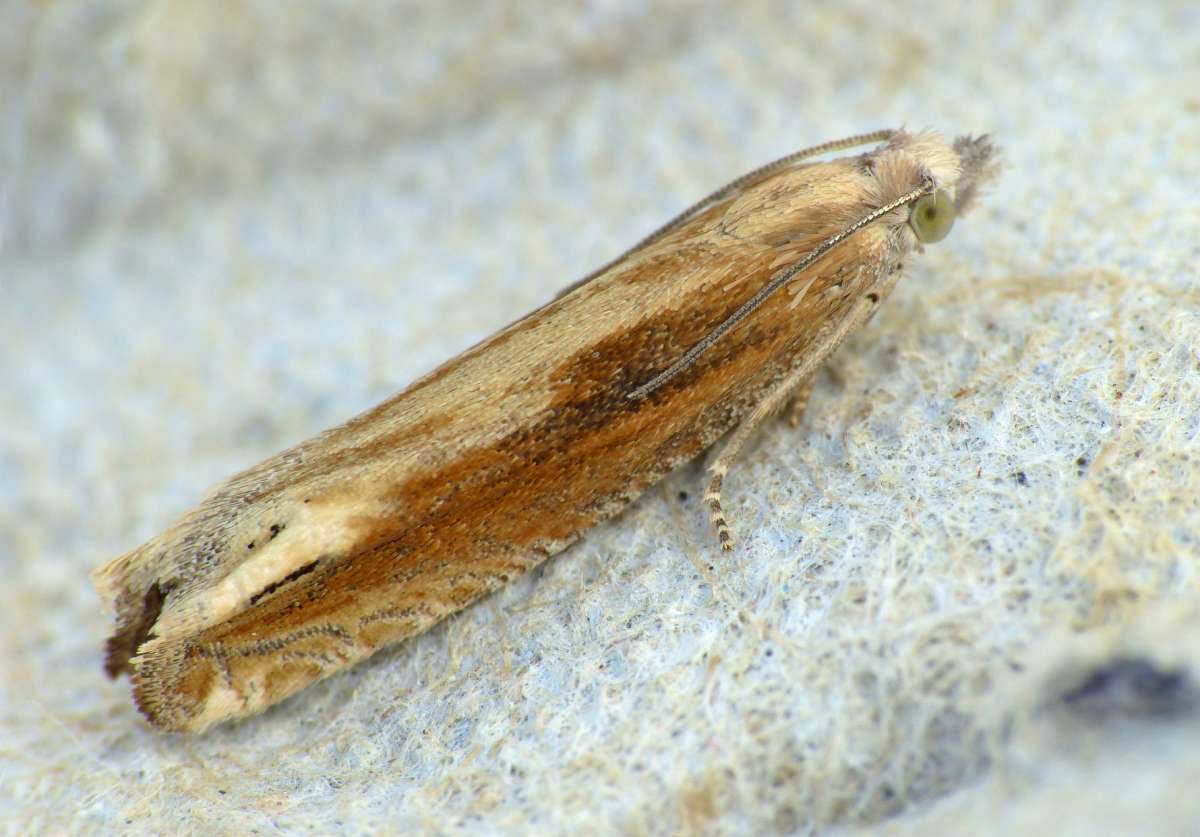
left=95, top=129, right=999, bottom=732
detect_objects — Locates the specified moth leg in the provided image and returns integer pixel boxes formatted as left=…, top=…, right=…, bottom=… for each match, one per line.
left=705, top=370, right=813, bottom=550
left=784, top=373, right=817, bottom=429
left=704, top=293, right=882, bottom=550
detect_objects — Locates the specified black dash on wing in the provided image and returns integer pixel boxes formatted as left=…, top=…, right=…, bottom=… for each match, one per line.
left=249, top=560, right=320, bottom=606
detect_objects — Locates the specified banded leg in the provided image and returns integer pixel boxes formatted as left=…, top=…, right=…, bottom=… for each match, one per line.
left=704, top=294, right=881, bottom=550
left=705, top=370, right=813, bottom=550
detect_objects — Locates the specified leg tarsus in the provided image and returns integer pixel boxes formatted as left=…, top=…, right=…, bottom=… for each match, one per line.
left=704, top=466, right=734, bottom=551
left=704, top=370, right=811, bottom=550
left=701, top=292, right=883, bottom=550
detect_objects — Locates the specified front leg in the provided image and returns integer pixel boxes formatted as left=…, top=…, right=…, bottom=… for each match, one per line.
left=703, top=293, right=881, bottom=550
left=704, top=367, right=815, bottom=551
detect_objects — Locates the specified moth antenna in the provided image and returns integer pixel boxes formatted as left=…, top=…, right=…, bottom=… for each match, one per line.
left=627, top=179, right=934, bottom=401
left=556, top=129, right=897, bottom=300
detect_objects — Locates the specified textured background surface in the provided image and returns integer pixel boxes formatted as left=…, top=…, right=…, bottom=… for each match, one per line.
left=3, top=1, right=1199, bottom=833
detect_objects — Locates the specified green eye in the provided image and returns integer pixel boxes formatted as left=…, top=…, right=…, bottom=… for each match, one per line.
left=909, top=189, right=955, bottom=243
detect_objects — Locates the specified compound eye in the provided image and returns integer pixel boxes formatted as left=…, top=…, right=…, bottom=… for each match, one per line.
left=909, top=189, right=955, bottom=243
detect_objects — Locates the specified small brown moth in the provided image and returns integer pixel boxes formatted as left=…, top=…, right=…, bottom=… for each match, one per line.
left=95, top=129, right=998, bottom=732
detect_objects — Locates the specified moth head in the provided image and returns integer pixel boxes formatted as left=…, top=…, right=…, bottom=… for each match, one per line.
left=901, top=133, right=999, bottom=245
left=871, top=130, right=998, bottom=249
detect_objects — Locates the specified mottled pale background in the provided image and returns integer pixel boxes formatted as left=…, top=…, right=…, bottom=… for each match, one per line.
left=3, top=1, right=1199, bottom=834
